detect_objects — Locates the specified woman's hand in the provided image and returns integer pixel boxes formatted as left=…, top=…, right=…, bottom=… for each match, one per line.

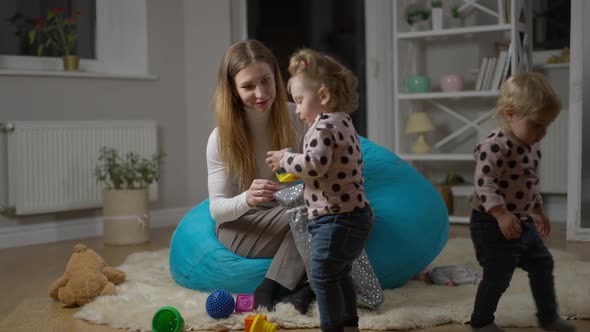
left=489, top=206, right=522, bottom=240
left=266, top=148, right=290, bottom=172
left=246, top=179, right=280, bottom=207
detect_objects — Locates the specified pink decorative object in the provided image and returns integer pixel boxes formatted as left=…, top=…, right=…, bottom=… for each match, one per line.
left=440, top=74, right=464, bottom=92
left=235, top=294, right=255, bottom=313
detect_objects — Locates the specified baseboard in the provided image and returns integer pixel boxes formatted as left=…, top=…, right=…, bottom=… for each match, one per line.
left=0, top=206, right=191, bottom=249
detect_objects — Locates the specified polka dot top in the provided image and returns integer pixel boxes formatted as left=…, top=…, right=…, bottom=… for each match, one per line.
left=471, top=128, right=543, bottom=218
left=280, top=112, right=369, bottom=219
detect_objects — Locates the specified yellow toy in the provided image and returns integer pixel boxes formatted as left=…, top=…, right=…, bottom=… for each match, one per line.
left=245, top=314, right=277, bottom=332
left=49, top=244, right=126, bottom=307
left=276, top=168, right=300, bottom=183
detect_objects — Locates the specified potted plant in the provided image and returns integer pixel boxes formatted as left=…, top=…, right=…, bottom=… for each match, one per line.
left=95, top=147, right=165, bottom=245
left=447, top=5, right=465, bottom=28
left=405, top=5, right=431, bottom=32
left=28, top=7, right=81, bottom=71
left=435, top=172, right=466, bottom=215
left=431, top=1, right=443, bottom=30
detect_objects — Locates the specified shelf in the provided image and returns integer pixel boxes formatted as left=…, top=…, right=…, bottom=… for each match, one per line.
left=398, top=90, right=500, bottom=100
left=449, top=215, right=470, bottom=224
left=399, top=154, right=474, bottom=161
left=451, top=185, right=474, bottom=197
left=539, top=63, right=569, bottom=69
left=0, top=69, right=159, bottom=80
left=397, top=24, right=511, bottom=39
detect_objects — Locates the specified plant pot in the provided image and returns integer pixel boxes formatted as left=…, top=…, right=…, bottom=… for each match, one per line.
left=432, top=8, right=443, bottom=30
left=62, top=55, right=80, bottom=71
left=435, top=184, right=454, bottom=215
left=103, top=189, right=150, bottom=245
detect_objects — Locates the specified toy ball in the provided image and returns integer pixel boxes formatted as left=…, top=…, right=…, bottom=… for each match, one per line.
left=152, top=306, right=184, bottom=332
left=206, top=290, right=235, bottom=319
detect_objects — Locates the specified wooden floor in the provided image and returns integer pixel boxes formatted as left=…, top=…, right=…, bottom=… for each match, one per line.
left=0, top=224, right=588, bottom=332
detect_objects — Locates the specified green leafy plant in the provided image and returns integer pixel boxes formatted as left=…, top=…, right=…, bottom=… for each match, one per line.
left=431, top=1, right=443, bottom=8
left=451, top=6, right=462, bottom=18
left=443, top=172, right=465, bottom=186
left=406, top=9, right=431, bottom=25
left=28, top=7, right=80, bottom=56
left=6, top=12, right=37, bottom=55
left=94, top=147, right=165, bottom=190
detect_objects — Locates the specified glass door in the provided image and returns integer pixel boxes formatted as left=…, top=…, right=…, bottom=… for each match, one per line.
left=246, top=0, right=367, bottom=136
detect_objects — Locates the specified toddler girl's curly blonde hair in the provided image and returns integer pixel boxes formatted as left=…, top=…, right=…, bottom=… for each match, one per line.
left=496, top=72, right=560, bottom=119
left=287, top=48, right=359, bottom=114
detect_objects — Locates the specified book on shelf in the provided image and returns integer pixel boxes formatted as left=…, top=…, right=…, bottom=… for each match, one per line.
left=482, top=57, right=497, bottom=90
left=498, top=42, right=513, bottom=89
left=475, top=57, right=488, bottom=90
left=490, top=50, right=508, bottom=90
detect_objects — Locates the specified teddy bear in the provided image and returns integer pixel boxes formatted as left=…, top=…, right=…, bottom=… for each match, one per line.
left=49, top=243, right=126, bottom=307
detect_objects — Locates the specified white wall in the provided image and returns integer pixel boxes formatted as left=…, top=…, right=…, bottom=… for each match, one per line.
left=184, top=0, right=232, bottom=205
left=582, top=0, right=590, bottom=228
left=0, top=1, right=232, bottom=235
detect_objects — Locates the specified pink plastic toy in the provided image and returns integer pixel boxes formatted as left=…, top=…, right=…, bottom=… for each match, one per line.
left=235, top=294, right=255, bottom=313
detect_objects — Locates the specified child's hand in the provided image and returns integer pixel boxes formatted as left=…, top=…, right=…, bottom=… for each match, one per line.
left=490, top=206, right=522, bottom=240
left=266, top=148, right=290, bottom=172
left=532, top=209, right=551, bottom=237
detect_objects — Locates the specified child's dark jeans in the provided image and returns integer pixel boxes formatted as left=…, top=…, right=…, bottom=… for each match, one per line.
left=308, top=206, right=374, bottom=332
left=469, top=209, right=558, bottom=328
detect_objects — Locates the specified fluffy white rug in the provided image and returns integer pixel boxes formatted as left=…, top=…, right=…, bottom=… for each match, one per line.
left=75, top=238, right=590, bottom=331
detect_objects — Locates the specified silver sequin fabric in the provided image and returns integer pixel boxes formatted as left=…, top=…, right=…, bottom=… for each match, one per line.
left=274, top=183, right=384, bottom=309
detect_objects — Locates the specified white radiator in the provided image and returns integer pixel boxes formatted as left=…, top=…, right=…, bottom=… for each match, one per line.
left=539, top=110, right=568, bottom=194
left=3, top=121, right=158, bottom=215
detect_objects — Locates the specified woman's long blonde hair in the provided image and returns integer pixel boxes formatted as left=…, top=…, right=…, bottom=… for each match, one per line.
left=213, top=40, right=299, bottom=191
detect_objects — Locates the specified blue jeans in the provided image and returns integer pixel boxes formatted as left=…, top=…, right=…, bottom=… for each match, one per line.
left=308, top=206, right=374, bottom=332
left=469, top=209, right=558, bottom=328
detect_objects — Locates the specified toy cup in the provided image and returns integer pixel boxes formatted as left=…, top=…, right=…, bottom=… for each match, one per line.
left=152, top=306, right=184, bottom=332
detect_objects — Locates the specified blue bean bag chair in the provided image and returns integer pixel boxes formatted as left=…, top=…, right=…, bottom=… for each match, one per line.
left=170, top=137, right=449, bottom=293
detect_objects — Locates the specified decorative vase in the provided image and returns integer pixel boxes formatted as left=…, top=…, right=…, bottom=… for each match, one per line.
left=102, top=189, right=150, bottom=245
left=435, top=184, right=454, bottom=215
left=440, top=74, right=464, bottom=92
left=432, top=8, right=443, bottom=30
left=62, top=55, right=80, bottom=71
left=407, top=75, right=431, bottom=93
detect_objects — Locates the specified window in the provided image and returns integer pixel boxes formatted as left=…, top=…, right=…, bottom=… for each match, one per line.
left=1, top=0, right=96, bottom=58
left=533, top=0, right=570, bottom=50
left=0, top=0, right=150, bottom=77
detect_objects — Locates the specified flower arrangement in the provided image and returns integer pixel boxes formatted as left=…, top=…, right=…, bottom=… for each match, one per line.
left=94, top=147, right=165, bottom=190
left=28, top=7, right=80, bottom=56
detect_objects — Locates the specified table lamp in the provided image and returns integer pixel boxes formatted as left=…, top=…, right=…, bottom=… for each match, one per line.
left=405, top=111, right=435, bottom=154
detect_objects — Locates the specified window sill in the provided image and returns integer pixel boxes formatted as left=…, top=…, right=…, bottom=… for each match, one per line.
left=0, top=69, right=159, bottom=81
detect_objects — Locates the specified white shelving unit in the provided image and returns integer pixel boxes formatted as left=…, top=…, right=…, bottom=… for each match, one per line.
left=393, top=0, right=533, bottom=223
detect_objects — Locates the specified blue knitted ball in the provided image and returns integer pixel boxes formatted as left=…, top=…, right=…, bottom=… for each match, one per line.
left=205, top=290, right=235, bottom=319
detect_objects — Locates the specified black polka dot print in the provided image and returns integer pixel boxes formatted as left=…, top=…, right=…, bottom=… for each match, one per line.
left=287, top=156, right=294, bottom=165
left=294, top=112, right=368, bottom=219
left=471, top=129, right=546, bottom=218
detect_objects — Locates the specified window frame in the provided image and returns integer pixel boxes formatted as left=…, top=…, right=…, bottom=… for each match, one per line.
left=0, top=0, right=150, bottom=77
